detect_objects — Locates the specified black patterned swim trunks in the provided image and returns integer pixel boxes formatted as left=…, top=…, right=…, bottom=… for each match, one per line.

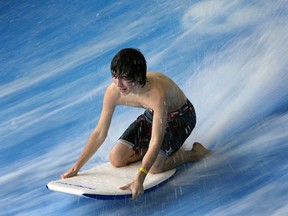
left=118, top=99, right=196, bottom=158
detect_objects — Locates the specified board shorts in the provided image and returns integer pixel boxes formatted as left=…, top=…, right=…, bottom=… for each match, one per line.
left=118, top=99, right=196, bottom=158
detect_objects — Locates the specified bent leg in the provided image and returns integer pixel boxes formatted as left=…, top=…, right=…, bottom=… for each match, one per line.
left=151, top=142, right=212, bottom=173
left=164, top=142, right=212, bottom=171
left=109, top=141, right=147, bottom=167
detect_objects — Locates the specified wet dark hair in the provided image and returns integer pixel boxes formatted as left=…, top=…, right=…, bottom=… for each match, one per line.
left=110, top=48, right=147, bottom=87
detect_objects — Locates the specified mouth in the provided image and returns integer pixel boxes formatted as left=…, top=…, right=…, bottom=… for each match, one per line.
left=119, top=88, right=127, bottom=93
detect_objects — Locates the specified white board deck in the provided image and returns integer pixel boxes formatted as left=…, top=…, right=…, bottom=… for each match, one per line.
left=47, top=161, right=176, bottom=200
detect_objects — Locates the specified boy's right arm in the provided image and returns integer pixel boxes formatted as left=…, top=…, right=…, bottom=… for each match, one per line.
left=60, top=128, right=107, bottom=179
left=61, top=85, right=117, bottom=179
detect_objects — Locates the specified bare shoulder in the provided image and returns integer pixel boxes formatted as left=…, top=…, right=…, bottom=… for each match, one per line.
left=139, top=73, right=167, bottom=107
left=103, top=83, right=120, bottom=106
left=148, top=72, right=181, bottom=90
left=148, top=71, right=172, bottom=80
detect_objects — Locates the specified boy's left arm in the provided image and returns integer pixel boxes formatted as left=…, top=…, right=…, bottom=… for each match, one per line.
left=120, top=100, right=168, bottom=199
left=141, top=106, right=167, bottom=171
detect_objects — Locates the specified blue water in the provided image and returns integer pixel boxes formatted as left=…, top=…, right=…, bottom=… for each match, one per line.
left=1, top=0, right=288, bottom=215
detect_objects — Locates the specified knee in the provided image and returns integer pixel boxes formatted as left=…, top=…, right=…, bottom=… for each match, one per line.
left=109, top=149, right=127, bottom=168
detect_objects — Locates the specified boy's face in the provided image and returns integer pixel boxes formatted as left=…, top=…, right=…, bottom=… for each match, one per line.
left=112, top=77, right=135, bottom=96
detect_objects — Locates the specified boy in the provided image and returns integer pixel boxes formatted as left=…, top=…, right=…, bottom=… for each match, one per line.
left=61, top=48, right=211, bottom=200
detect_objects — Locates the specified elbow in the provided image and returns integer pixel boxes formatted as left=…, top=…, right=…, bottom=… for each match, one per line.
left=91, top=128, right=107, bottom=141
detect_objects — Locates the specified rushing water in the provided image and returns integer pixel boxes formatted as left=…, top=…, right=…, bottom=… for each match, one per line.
left=1, top=1, right=288, bottom=215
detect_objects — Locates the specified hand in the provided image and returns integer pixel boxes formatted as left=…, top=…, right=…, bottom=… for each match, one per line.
left=120, top=179, right=144, bottom=200
left=61, top=166, right=78, bottom=179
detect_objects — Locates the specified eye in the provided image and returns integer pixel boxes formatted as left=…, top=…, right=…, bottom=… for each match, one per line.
left=119, top=76, right=132, bottom=82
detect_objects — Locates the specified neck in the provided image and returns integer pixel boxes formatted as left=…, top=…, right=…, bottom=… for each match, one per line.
left=131, top=79, right=150, bottom=95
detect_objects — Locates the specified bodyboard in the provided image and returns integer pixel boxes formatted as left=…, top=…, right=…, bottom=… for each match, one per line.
left=47, top=161, right=176, bottom=200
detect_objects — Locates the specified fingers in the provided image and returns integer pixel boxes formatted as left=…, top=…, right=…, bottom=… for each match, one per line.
left=60, top=169, right=77, bottom=179
left=131, top=189, right=144, bottom=200
left=120, top=183, right=136, bottom=199
left=132, top=192, right=137, bottom=200
left=61, top=172, right=70, bottom=179
left=120, top=183, right=144, bottom=200
left=119, top=184, right=130, bottom=190
left=61, top=171, right=69, bottom=179
left=61, top=172, right=67, bottom=179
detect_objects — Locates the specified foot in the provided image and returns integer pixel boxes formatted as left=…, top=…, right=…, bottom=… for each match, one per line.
left=191, top=142, right=213, bottom=161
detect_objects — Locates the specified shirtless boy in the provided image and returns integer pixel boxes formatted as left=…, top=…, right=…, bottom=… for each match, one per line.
left=61, top=48, right=211, bottom=200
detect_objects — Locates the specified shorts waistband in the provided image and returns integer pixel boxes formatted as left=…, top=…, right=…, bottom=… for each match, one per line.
left=168, top=99, right=195, bottom=119
left=146, top=99, right=195, bottom=119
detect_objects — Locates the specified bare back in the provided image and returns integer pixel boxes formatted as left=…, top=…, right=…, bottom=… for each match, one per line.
left=146, top=72, right=187, bottom=112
